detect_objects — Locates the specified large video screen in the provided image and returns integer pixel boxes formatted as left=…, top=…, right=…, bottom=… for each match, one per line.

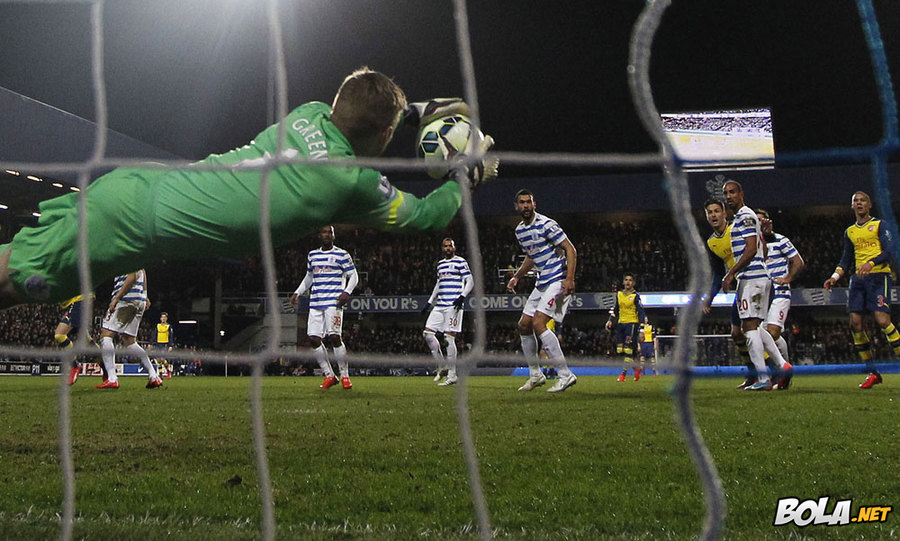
left=661, top=108, right=774, bottom=169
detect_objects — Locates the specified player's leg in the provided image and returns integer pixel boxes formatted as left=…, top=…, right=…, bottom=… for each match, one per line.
left=766, top=296, right=794, bottom=390
left=307, top=310, right=336, bottom=388
left=329, top=333, right=352, bottom=389
left=847, top=276, right=880, bottom=388
left=849, top=312, right=880, bottom=388
left=738, top=280, right=772, bottom=390
left=632, top=325, right=643, bottom=381
left=439, top=332, right=459, bottom=386
left=874, top=310, right=900, bottom=357
left=516, top=310, right=546, bottom=391
left=325, top=307, right=351, bottom=388
left=865, top=274, right=895, bottom=389
left=119, top=303, right=161, bottom=388
left=619, top=324, right=638, bottom=381
left=423, top=308, right=446, bottom=381
left=731, top=299, right=755, bottom=389
left=533, top=285, right=575, bottom=393
left=516, top=287, right=546, bottom=391
left=120, top=333, right=162, bottom=388
left=97, top=328, right=120, bottom=389
left=440, top=308, right=462, bottom=386
left=614, top=326, right=628, bottom=382
left=0, top=248, right=24, bottom=310
left=741, top=317, right=771, bottom=390
left=54, top=309, right=81, bottom=385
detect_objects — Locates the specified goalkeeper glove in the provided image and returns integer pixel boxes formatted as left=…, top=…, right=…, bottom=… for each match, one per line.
left=455, top=133, right=499, bottom=190
left=453, top=296, right=466, bottom=310
left=403, top=98, right=470, bottom=128
left=421, top=303, right=433, bottom=315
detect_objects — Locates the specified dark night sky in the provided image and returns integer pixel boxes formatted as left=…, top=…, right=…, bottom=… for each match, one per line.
left=0, top=0, right=898, bottom=167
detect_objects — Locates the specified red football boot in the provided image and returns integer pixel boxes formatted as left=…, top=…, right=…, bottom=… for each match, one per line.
left=859, top=373, right=883, bottom=389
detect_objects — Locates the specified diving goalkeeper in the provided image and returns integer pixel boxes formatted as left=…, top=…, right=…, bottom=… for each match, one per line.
left=0, top=67, right=497, bottom=309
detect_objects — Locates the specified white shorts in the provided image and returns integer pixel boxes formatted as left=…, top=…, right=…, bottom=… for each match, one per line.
left=523, top=281, right=571, bottom=323
left=766, top=296, right=791, bottom=329
left=102, top=300, right=146, bottom=337
left=736, top=278, right=770, bottom=321
left=307, top=307, right=343, bottom=338
left=425, top=305, right=463, bottom=334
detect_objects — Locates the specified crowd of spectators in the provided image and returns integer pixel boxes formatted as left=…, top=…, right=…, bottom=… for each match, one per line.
left=661, top=111, right=772, bottom=135
left=216, top=208, right=850, bottom=296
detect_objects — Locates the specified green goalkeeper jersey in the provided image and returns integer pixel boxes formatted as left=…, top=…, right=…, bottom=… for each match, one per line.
left=3, top=101, right=462, bottom=302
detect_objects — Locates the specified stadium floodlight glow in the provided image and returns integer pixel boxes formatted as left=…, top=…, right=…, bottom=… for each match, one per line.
left=32, top=212, right=41, bottom=217
left=27, top=175, right=42, bottom=182
left=0, top=203, right=8, bottom=210
left=52, top=182, right=64, bottom=188
left=4, top=169, right=20, bottom=176
left=69, top=186, right=80, bottom=192
left=179, top=320, right=198, bottom=324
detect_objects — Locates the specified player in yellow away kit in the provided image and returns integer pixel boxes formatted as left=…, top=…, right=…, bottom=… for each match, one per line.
left=606, top=272, right=648, bottom=381
left=824, top=191, right=900, bottom=389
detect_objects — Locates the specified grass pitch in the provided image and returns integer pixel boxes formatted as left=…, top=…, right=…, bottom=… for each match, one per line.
left=0, top=374, right=896, bottom=540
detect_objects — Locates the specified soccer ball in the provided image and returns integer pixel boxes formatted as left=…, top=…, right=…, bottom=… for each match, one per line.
left=417, top=115, right=475, bottom=180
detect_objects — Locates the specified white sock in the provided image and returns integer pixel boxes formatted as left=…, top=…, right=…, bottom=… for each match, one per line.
left=774, top=335, right=790, bottom=364
left=314, top=344, right=333, bottom=377
left=760, top=329, right=787, bottom=368
left=100, top=336, right=118, bottom=383
left=126, top=343, right=158, bottom=380
left=520, top=334, right=540, bottom=376
left=333, top=344, right=349, bottom=378
left=423, top=330, right=444, bottom=369
left=744, top=329, right=770, bottom=382
left=445, top=335, right=458, bottom=378
left=539, top=329, right=572, bottom=378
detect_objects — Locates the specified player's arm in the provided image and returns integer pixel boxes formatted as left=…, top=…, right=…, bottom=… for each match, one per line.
left=109, top=272, right=138, bottom=313
left=454, top=270, right=474, bottom=310
left=606, top=296, right=620, bottom=330
left=422, top=280, right=440, bottom=314
left=142, top=271, right=150, bottom=311
left=350, top=172, right=463, bottom=233
left=506, top=256, right=535, bottom=293
left=337, top=267, right=358, bottom=308
left=290, top=271, right=313, bottom=307
left=776, top=250, right=805, bottom=286
left=722, top=233, right=757, bottom=293
left=558, top=238, right=577, bottom=294
left=825, top=231, right=853, bottom=289
left=635, top=293, right=647, bottom=324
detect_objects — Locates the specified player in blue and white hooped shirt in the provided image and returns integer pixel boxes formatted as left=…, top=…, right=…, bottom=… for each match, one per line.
left=98, top=269, right=162, bottom=389
left=290, top=226, right=359, bottom=390
left=721, top=181, right=791, bottom=391
left=757, top=209, right=804, bottom=387
left=505, top=189, right=578, bottom=393
left=421, top=238, right=473, bottom=386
